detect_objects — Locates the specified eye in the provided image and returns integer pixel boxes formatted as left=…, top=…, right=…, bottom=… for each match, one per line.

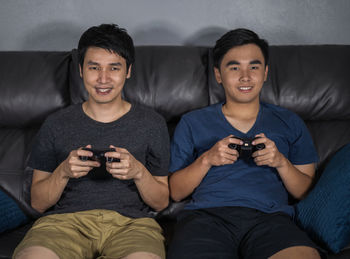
left=250, top=66, right=259, bottom=70
left=229, top=66, right=239, bottom=71
left=111, top=66, right=120, bottom=71
left=88, top=66, right=99, bottom=70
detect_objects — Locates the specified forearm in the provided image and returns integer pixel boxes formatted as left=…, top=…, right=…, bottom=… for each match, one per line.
left=31, top=164, right=69, bottom=213
left=169, top=153, right=211, bottom=202
left=276, top=157, right=314, bottom=199
left=134, top=167, right=169, bottom=211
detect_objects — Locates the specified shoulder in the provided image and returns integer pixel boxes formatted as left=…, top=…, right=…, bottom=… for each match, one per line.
left=38, top=104, right=83, bottom=138
left=182, top=103, right=221, bottom=122
left=262, top=102, right=302, bottom=122
left=132, top=103, right=165, bottom=122
left=131, top=103, right=168, bottom=133
left=45, top=104, right=81, bottom=123
left=261, top=102, right=308, bottom=136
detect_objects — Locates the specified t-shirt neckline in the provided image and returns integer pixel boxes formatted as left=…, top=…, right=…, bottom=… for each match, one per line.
left=79, top=102, right=135, bottom=127
left=217, top=102, right=263, bottom=137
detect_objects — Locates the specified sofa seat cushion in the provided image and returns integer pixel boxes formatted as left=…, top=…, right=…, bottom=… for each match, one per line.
left=296, top=143, right=350, bottom=253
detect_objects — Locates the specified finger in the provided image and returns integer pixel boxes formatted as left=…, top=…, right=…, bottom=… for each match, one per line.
left=223, top=149, right=239, bottom=159
left=255, top=133, right=265, bottom=138
left=104, top=151, right=121, bottom=161
left=106, top=159, right=127, bottom=169
left=224, top=145, right=240, bottom=154
left=76, top=149, right=93, bottom=159
left=71, top=164, right=96, bottom=172
left=111, top=174, right=130, bottom=180
left=227, top=137, right=243, bottom=145
left=109, top=168, right=128, bottom=174
left=251, top=148, right=269, bottom=158
left=215, top=154, right=237, bottom=165
left=113, top=146, right=129, bottom=154
left=224, top=134, right=234, bottom=140
left=254, top=154, right=274, bottom=166
left=70, top=171, right=90, bottom=178
left=72, top=157, right=100, bottom=167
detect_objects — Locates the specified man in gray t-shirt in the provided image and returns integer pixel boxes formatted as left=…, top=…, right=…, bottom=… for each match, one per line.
left=14, top=24, right=169, bottom=259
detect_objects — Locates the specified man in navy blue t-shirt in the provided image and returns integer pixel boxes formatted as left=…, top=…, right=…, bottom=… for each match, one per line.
left=167, top=29, right=321, bottom=259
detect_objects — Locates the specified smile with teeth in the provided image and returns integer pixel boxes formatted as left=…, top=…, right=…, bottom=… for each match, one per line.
left=96, top=87, right=112, bottom=94
left=238, top=86, right=253, bottom=91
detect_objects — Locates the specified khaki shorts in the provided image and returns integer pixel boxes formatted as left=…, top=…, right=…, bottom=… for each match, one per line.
left=13, top=209, right=165, bottom=259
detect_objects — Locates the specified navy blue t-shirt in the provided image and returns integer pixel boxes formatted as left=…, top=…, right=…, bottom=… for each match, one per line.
left=169, top=102, right=318, bottom=217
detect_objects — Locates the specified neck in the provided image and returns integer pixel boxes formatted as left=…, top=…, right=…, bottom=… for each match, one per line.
left=223, top=100, right=260, bottom=120
left=83, top=100, right=131, bottom=123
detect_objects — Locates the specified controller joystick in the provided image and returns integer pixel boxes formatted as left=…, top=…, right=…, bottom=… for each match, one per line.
left=79, top=148, right=120, bottom=163
left=228, top=137, right=265, bottom=160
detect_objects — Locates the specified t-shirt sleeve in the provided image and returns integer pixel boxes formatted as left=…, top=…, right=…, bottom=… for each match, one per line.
left=145, top=115, right=170, bottom=177
left=169, top=116, right=196, bottom=173
left=288, top=114, right=319, bottom=165
left=27, top=117, right=58, bottom=173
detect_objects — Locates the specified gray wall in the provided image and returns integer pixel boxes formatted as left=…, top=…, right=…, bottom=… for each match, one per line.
left=1, top=0, right=350, bottom=51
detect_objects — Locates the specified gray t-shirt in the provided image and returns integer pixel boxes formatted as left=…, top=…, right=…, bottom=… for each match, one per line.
left=28, top=103, right=170, bottom=218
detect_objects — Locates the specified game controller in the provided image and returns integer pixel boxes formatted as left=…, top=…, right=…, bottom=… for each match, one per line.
left=228, top=137, right=265, bottom=160
left=79, top=148, right=120, bottom=163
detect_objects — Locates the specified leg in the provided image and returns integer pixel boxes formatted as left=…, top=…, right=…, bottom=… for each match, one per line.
left=167, top=209, right=239, bottom=259
left=269, top=246, right=320, bottom=259
left=13, top=213, right=96, bottom=259
left=122, top=252, right=161, bottom=259
left=100, top=214, right=165, bottom=259
left=240, top=211, right=322, bottom=259
left=14, top=246, right=59, bottom=259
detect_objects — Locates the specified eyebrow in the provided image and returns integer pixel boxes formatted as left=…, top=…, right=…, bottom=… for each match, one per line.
left=87, top=61, right=122, bottom=66
left=250, top=59, right=263, bottom=65
left=225, top=59, right=263, bottom=67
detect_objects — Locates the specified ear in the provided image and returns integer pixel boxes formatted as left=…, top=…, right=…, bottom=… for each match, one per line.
left=79, top=64, right=83, bottom=78
left=214, top=67, right=222, bottom=84
left=264, top=65, right=269, bottom=81
left=126, top=64, right=132, bottom=79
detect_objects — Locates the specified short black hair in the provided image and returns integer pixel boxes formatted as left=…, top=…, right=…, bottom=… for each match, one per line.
left=213, top=28, right=269, bottom=69
left=78, top=24, right=135, bottom=70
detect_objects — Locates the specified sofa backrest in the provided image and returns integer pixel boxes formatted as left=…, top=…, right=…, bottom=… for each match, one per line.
left=1, top=45, right=350, bottom=214
left=0, top=51, right=71, bottom=214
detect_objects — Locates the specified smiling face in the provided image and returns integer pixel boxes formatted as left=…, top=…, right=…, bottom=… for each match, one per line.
left=214, top=43, right=268, bottom=105
left=80, top=46, right=131, bottom=106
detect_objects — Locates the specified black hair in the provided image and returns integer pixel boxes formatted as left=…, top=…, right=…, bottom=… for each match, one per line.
left=78, top=24, right=135, bottom=70
left=213, top=28, right=269, bottom=69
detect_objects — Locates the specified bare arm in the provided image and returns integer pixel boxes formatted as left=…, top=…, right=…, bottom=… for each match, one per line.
left=169, top=136, right=240, bottom=201
left=31, top=146, right=100, bottom=213
left=135, top=171, right=169, bottom=212
left=277, top=160, right=315, bottom=199
left=252, top=134, right=315, bottom=199
left=31, top=167, right=68, bottom=213
left=105, top=146, right=170, bottom=211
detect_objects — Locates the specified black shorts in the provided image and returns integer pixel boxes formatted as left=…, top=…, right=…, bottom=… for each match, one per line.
left=167, top=206, right=322, bottom=259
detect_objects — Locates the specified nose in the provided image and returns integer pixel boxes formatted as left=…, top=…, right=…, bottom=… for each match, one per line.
left=98, top=69, right=110, bottom=83
left=239, top=69, right=251, bottom=82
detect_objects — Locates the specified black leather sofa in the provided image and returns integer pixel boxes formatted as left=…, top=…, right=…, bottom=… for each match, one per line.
left=0, top=45, right=350, bottom=258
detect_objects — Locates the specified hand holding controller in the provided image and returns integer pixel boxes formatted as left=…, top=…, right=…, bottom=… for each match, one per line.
left=228, top=137, right=265, bottom=160
left=79, top=148, right=120, bottom=163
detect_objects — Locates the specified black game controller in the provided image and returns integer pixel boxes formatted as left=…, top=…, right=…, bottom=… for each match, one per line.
left=228, top=137, right=265, bottom=160
left=79, top=148, right=120, bottom=163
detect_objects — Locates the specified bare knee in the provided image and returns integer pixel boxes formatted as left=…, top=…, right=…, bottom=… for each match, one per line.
left=14, top=246, right=60, bottom=259
left=122, top=251, right=162, bottom=259
left=269, top=246, right=320, bottom=259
